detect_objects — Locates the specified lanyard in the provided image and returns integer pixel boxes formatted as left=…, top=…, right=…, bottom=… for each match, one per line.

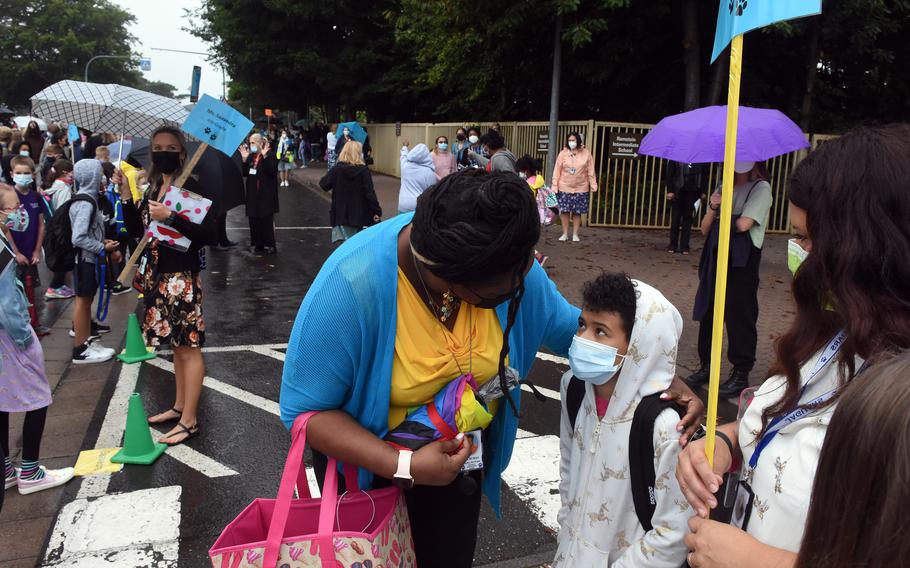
left=748, top=330, right=846, bottom=470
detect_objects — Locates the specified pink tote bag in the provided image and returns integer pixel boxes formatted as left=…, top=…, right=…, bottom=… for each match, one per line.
left=209, top=412, right=416, bottom=567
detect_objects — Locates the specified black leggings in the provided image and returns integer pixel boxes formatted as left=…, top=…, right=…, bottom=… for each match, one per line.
left=0, top=406, right=48, bottom=462
left=312, top=449, right=482, bottom=568
left=50, top=271, right=67, bottom=289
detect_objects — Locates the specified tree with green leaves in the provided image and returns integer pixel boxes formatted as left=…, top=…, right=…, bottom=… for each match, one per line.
left=0, top=0, right=160, bottom=109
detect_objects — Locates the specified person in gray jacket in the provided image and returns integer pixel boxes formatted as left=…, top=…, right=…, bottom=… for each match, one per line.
left=397, top=141, right=437, bottom=214
left=469, top=130, right=517, bottom=174
left=69, top=159, right=120, bottom=364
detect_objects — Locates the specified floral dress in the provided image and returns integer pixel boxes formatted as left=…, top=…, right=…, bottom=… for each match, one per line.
left=133, top=205, right=206, bottom=348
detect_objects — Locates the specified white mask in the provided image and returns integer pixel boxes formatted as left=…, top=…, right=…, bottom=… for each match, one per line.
left=519, top=172, right=528, bottom=180
left=568, top=141, right=578, bottom=150
left=734, top=161, right=755, bottom=174
left=468, top=135, right=479, bottom=144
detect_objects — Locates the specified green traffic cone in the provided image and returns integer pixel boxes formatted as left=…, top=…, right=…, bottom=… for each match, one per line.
left=117, top=313, right=156, bottom=364
left=111, top=393, right=167, bottom=465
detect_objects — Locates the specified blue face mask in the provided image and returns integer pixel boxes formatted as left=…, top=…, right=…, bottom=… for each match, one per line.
left=2, top=204, right=30, bottom=232
left=438, top=142, right=448, bottom=151
left=12, top=173, right=33, bottom=187
left=249, top=144, right=259, bottom=154
left=568, top=335, right=626, bottom=385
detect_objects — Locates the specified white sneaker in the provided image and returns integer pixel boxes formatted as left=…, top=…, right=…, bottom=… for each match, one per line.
left=72, top=343, right=115, bottom=364
left=4, top=469, right=18, bottom=490
left=17, top=466, right=75, bottom=495
left=572, top=234, right=580, bottom=242
left=558, top=234, right=568, bottom=242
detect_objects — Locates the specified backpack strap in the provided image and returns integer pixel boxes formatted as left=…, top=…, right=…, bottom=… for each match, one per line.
left=628, top=392, right=682, bottom=531
left=566, top=376, right=586, bottom=431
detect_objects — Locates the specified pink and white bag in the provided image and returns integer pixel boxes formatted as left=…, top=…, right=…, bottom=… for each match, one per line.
left=209, top=412, right=416, bottom=567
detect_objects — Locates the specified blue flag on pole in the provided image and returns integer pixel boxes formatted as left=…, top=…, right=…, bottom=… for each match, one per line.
left=712, top=0, right=822, bottom=63
left=181, top=94, right=254, bottom=157
left=67, top=123, right=80, bottom=143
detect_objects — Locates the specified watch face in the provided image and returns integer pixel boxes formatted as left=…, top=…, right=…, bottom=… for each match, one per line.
left=393, top=476, right=414, bottom=490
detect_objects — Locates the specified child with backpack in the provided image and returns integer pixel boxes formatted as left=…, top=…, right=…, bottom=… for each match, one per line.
left=0, top=187, right=75, bottom=502
left=555, top=272, right=690, bottom=567
left=68, top=159, right=120, bottom=364
left=5, top=155, right=49, bottom=336
left=42, top=158, right=75, bottom=300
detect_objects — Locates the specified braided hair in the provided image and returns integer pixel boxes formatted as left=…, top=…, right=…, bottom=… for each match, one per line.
left=411, top=169, right=540, bottom=416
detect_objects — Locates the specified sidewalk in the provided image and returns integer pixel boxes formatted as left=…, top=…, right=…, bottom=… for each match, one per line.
left=0, top=285, right=138, bottom=568
left=291, top=163, right=795, bottom=391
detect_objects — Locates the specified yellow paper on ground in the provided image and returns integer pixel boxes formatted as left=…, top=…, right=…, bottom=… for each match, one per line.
left=74, top=448, right=124, bottom=476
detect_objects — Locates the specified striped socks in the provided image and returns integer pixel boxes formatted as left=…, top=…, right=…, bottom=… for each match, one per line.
left=19, top=459, right=45, bottom=481
left=3, top=457, right=13, bottom=480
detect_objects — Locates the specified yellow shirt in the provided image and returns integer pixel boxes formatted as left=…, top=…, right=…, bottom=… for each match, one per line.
left=389, top=268, right=503, bottom=431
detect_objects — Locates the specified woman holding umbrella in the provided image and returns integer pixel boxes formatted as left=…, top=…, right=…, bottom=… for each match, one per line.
left=241, top=133, right=279, bottom=254
left=116, top=125, right=218, bottom=445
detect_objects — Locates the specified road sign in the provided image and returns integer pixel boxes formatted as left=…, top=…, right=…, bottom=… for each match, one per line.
left=189, top=66, right=202, bottom=104
left=182, top=94, right=255, bottom=157
left=608, top=132, right=643, bottom=159
left=139, top=58, right=151, bottom=71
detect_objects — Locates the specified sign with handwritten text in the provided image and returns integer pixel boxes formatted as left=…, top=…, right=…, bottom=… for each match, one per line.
left=181, top=94, right=254, bottom=157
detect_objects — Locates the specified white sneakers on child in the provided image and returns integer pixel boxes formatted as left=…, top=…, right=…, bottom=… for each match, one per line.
left=15, top=467, right=75, bottom=495
left=4, top=470, right=17, bottom=491
left=572, top=234, right=580, bottom=242
left=72, top=343, right=115, bottom=364
left=558, top=234, right=568, bottom=242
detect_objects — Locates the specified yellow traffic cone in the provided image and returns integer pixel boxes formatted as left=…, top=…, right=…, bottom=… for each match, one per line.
left=117, top=313, right=156, bottom=364
left=111, top=393, right=167, bottom=465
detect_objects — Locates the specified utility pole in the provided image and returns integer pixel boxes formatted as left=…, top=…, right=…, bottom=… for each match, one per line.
left=85, top=55, right=131, bottom=82
left=546, top=14, right=563, bottom=181
left=150, top=47, right=227, bottom=101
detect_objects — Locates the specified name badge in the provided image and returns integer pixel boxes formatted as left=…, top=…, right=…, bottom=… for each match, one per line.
left=460, top=430, right=484, bottom=472
left=730, top=480, right=754, bottom=531
left=248, top=168, right=257, bottom=176
left=568, top=167, right=577, bottom=175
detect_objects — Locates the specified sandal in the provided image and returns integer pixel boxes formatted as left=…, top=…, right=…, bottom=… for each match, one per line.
left=161, top=422, right=199, bottom=446
left=148, top=407, right=182, bottom=425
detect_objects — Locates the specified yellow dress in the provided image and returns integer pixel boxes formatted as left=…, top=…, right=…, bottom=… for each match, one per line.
left=389, top=268, right=503, bottom=432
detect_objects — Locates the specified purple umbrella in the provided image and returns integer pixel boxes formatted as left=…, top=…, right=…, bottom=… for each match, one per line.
left=638, top=105, right=809, bottom=164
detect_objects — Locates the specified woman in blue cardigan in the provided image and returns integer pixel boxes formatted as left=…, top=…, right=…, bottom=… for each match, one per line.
left=281, top=170, right=702, bottom=567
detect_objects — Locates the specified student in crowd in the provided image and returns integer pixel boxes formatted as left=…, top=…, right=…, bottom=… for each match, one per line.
left=70, top=159, right=119, bottom=364
left=22, top=122, right=43, bottom=163
left=452, top=127, right=472, bottom=167
left=430, top=135, right=456, bottom=180
left=118, top=125, right=218, bottom=445
left=0, top=186, right=75, bottom=504
left=679, top=125, right=910, bottom=568
left=556, top=273, right=690, bottom=567
left=326, top=126, right=338, bottom=170
left=666, top=161, right=708, bottom=255
left=2, top=141, right=32, bottom=185
left=397, top=139, right=437, bottom=214
left=5, top=156, right=48, bottom=335
left=469, top=130, right=517, bottom=174
left=457, top=126, right=484, bottom=169
left=39, top=144, right=63, bottom=189
left=42, top=158, right=75, bottom=300
left=276, top=129, right=295, bottom=187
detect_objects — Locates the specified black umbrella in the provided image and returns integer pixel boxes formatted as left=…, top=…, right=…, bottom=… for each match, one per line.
left=126, top=137, right=245, bottom=213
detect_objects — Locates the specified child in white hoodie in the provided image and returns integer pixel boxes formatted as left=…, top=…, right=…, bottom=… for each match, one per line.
left=555, top=273, right=690, bottom=567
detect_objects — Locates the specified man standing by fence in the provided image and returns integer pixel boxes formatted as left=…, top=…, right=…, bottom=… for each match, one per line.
left=666, top=161, right=708, bottom=255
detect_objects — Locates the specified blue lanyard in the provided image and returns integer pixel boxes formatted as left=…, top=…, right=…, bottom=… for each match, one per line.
left=748, top=331, right=847, bottom=470
left=95, top=252, right=110, bottom=322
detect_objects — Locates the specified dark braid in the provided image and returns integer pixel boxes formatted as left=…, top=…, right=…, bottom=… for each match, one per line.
left=412, top=169, right=540, bottom=416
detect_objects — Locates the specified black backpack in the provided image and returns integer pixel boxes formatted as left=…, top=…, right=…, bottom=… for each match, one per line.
left=566, top=376, right=681, bottom=531
left=44, top=194, right=96, bottom=273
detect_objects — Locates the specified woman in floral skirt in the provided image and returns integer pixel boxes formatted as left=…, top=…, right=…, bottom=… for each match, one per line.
left=117, top=125, right=217, bottom=445
left=552, top=131, right=597, bottom=242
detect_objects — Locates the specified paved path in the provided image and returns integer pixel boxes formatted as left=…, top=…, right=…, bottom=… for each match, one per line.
left=3, top=164, right=795, bottom=567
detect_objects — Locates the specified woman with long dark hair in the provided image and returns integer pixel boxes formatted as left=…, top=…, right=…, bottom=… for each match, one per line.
left=678, top=125, right=910, bottom=568
left=22, top=121, right=43, bottom=163
left=281, top=169, right=704, bottom=568
left=796, top=350, right=910, bottom=568
left=117, top=125, right=218, bottom=445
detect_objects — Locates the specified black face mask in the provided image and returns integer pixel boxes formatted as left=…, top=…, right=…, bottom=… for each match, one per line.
left=151, top=150, right=181, bottom=174
left=456, top=133, right=466, bottom=141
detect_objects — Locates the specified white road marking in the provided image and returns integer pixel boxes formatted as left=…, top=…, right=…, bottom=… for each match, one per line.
left=536, top=351, right=569, bottom=366
left=148, top=427, right=239, bottom=477
left=145, top=357, right=281, bottom=417
left=44, top=486, right=181, bottom=567
left=77, top=364, right=140, bottom=499
left=521, top=383, right=561, bottom=401
left=227, top=226, right=331, bottom=230
left=502, top=434, right=563, bottom=532
left=156, top=343, right=288, bottom=356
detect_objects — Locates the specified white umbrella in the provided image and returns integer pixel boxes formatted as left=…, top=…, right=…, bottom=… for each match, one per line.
left=30, top=80, right=188, bottom=139
left=12, top=116, right=47, bottom=131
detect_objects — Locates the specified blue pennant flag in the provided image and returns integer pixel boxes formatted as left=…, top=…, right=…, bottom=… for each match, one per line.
left=712, top=0, right=822, bottom=63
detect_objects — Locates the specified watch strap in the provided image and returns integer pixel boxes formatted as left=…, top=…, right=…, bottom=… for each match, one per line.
left=394, top=450, right=413, bottom=480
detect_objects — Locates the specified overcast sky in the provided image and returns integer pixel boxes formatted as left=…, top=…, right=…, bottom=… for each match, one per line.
left=111, top=0, right=228, bottom=99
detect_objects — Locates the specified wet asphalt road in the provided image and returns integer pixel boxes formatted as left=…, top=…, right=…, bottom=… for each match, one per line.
left=61, top=179, right=569, bottom=566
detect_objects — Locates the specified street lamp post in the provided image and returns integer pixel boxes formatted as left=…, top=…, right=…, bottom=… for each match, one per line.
left=85, top=55, right=131, bottom=82
left=150, top=47, right=227, bottom=100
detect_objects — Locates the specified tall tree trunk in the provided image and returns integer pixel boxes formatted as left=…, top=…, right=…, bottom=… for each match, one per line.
left=706, top=48, right=729, bottom=106
left=682, top=0, right=701, bottom=111
left=799, top=19, right=821, bottom=131
left=547, top=14, right=563, bottom=181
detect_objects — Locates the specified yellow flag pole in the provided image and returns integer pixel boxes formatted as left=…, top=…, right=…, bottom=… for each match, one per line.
left=705, top=34, right=744, bottom=473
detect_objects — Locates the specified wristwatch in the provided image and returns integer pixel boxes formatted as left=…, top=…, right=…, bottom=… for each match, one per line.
left=392, top=449, right=414, bottom=489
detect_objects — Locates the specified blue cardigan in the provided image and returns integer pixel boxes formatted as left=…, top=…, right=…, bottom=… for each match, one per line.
left=280, top=212, right=579, bottom=514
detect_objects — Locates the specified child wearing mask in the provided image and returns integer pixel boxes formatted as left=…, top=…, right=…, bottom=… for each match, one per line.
left=555, top=273, right=690, bottom=567
left=0, top=187, right=75, bottom=500
left=42, top=159, right=76, bottom=300
left=5, top=156, right=48, bottom=335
